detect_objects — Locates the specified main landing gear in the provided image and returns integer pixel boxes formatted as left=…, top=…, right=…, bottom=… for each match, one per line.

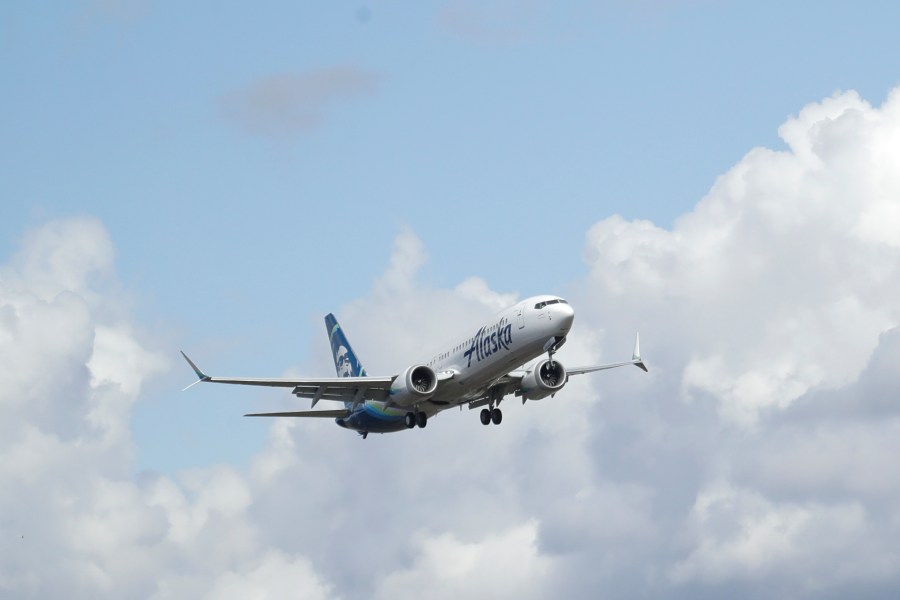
left=480, top=407, right=502, bottom=426
left=405, top=411, right=428, bottom=429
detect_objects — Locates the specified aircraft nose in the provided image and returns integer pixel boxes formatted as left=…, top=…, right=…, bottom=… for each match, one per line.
left=555, top=302, right=575, bottom=331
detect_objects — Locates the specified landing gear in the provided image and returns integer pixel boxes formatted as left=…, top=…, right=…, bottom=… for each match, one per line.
left=544, top=335, right=565, bottom=369
left=406, top=411, right=428, bottom=429
left=480, top=407, right=503, bottom=425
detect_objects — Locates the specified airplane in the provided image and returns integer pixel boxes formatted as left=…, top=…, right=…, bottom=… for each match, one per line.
left=181, top=295, right=647, bottom=438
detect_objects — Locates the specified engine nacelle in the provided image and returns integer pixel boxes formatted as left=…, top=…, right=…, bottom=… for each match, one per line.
left=520, top=359, right=567, bottom=401
left=389, top=365, right=438, bottom=407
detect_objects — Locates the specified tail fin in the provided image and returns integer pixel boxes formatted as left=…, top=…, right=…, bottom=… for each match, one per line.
left=324, top=313, right=367, bottom=379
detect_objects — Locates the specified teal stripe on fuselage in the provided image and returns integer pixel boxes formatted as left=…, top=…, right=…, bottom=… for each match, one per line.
left=338, top=405, right=407, bottom=434
left=362, top=402, right=404, bottom=421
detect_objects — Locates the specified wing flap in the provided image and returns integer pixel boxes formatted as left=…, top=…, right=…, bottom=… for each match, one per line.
left=291, top=384, right=390, bottom=402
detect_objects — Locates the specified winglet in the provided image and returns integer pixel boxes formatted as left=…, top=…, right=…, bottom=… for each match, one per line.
left=632, top=333, right=648, bottom=372
left=180, top=351, right=211, bottom=390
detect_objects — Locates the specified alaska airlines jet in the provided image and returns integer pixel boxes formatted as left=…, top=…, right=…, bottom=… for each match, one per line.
left=181, top=296, right=646, bottom=438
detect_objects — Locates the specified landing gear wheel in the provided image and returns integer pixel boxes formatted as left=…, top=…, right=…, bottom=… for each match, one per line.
left=405, top=412, right=416, bottom=429
left=416, top=411, right=428, bottom=428
left=491, top=408, right=503, bottom=425
left=480, top=408, right=491, bottom=426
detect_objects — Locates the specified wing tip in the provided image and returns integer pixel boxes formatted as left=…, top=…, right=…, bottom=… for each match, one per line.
left=180, top=350, right=210, bottom=381
left=632, top=333, right=648, bottom=372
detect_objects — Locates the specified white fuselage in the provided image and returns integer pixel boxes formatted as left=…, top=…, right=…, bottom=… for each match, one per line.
left=341, top=295, right=574, bottom=432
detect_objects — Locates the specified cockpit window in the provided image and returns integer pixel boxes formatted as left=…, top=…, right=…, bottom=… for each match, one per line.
left=534, top=299, right=561, bottom=309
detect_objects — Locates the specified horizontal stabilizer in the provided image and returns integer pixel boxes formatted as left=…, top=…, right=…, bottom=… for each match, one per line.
left=245, top=409, right=351, bottom=418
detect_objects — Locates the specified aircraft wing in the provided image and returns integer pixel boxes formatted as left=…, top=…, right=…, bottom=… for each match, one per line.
left=180, top=351, right=394, bottom=406
left=245, top=409, right=351, bottom=418
left=566, top=333, right=648, bottom=375
left=469, top=333, right=647, bottom=409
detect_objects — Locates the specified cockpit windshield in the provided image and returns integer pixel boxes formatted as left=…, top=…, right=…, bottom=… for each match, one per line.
left=534, top=298, right=568, bottom=309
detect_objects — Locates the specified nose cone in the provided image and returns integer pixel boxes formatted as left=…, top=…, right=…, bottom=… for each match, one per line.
left=554, top=302, right=575, bottom=332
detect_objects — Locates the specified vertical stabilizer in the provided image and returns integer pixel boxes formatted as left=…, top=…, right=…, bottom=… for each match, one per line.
left=324, top=314, right=367, bottom=379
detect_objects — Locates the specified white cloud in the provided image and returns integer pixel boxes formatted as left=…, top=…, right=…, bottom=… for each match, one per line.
left=581, top=88, right=900, bottom=426
left=3, top=216, right=115, bottom=302
left=6, top=85, right=900, bottom=599
left=0, top=218, right=336, bottom=599
left=374, top=522, right=553, bottom=600
left=374, top=226, right=429, bottom=296
left=670, top=483, right=898, bottom=591
left=335, top=230, right=521, bottom=373
left=203, top=551, right=334, bottom=600
left=567, top=86, right=900, bottom=597
left=455, top=276, right=519, bottom=312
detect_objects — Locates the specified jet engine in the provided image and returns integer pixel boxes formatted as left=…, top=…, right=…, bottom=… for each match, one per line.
left=520, top=359, right=567, bottom=401
left=389, top=365, right=438, bottom=407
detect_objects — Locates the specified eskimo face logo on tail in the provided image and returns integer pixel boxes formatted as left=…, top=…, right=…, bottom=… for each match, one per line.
left=335, top=345, right=352, bottom=377
left=463, top=319, right=513, bottom=367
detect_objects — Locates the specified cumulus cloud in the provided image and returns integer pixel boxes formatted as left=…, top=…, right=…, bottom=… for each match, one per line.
left=669, top=483, right=883, bottom=590
left=567, top=86, right=900, bottom=596
left=0, top=218, right=334, bottom=599
left=333, top=229, right=523, bottom=372
left=221, top=66, right=380, bottom=141
left=5, top=85, right=900, bottom=599
left=582, top=89, right=900, bottom=426
left=373, top=522, right=553, bottom=600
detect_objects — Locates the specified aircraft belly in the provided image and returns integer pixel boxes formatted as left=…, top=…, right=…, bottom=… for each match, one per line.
left=340, top=411, right=407, bottom=434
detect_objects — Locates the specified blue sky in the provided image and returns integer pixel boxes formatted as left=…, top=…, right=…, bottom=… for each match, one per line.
left=5, top=1, right=899, bottom=297
left=5, top=1, right=900, bottom=472
left=4, top=2, right=900, bottom=597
